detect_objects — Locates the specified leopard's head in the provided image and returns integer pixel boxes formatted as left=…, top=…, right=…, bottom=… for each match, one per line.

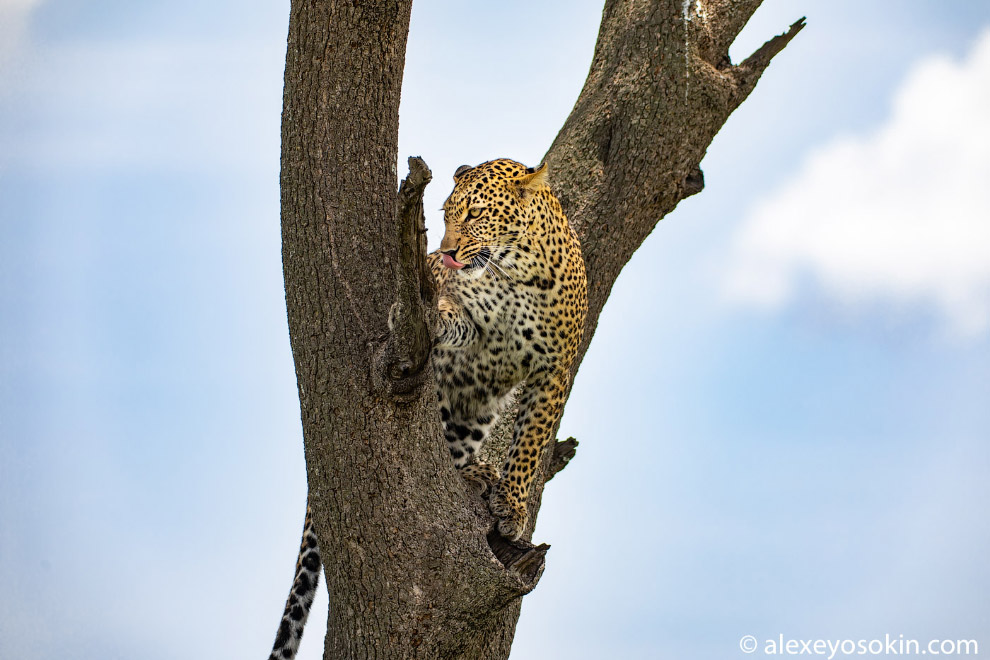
left=439, top=158, right=547, bottom=275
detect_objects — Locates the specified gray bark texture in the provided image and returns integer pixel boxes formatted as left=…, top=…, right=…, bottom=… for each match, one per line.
left=279, top=1, right=802, bottom=658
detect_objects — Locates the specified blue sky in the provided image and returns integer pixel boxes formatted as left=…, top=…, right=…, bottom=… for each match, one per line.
left=1, top=1, right=988, bottom=659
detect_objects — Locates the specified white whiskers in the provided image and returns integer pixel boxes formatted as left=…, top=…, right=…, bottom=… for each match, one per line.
left=472, top=244, right=523, bottom=282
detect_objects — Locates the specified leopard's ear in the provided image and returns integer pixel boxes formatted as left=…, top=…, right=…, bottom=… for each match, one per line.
left=512, top=162, right=548, bottom=203
left=453, top=164, right=473, bottom=182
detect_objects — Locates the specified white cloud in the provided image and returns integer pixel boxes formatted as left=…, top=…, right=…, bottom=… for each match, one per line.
left=723, top=29, right=990, bottom=338
left=0, top=0, right=43, bottom=67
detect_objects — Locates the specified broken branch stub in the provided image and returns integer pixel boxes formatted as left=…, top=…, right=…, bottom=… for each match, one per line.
left=373, top=157, right=437, bottom=401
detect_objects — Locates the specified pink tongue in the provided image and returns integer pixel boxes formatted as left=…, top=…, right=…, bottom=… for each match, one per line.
left=442, top=253, right=466, bottom=270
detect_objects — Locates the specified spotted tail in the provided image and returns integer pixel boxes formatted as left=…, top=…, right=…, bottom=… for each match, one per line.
left=269, top=502, right=321, bottom=660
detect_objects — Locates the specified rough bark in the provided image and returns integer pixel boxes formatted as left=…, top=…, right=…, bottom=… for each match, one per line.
left=279, top=1, right=802, bottom=658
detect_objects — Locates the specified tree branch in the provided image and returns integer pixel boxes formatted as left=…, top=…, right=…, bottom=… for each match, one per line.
left=545, top=2, right=804, bottom=379
left=732, top=17, right=806, bottom=100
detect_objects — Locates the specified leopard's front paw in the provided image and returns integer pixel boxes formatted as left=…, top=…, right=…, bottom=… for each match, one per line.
left=489, top=483, right=528, bottom=541
left=458, top=461, right=499, bottom=496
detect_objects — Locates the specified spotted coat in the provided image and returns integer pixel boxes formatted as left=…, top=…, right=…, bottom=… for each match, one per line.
left=432, top=158, right=588, bottom=540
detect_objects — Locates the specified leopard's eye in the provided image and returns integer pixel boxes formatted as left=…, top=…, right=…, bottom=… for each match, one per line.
left=467, top=207, right=483, bottom=219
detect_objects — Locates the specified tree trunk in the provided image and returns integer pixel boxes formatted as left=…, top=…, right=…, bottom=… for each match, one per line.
left=279, top=1, right=802, bottom=658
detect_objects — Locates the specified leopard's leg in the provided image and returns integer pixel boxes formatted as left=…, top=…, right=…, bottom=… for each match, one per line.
left=439, top=388, right=500, bottom=491
left=490, top=369, right=568, bottom=540
left=435, top=296, right=479, bottom=349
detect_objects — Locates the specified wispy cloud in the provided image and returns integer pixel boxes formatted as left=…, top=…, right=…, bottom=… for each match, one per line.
left=723, top=29, right=990, bottom=338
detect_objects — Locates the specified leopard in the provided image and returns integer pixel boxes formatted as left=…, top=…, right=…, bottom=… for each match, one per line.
left=268, top=158, right=587, bottom=660
left=431, top=158, right=588, bottom=539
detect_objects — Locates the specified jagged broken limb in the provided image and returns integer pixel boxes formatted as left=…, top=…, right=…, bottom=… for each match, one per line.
left=487, top=529, right=550, bottom=586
